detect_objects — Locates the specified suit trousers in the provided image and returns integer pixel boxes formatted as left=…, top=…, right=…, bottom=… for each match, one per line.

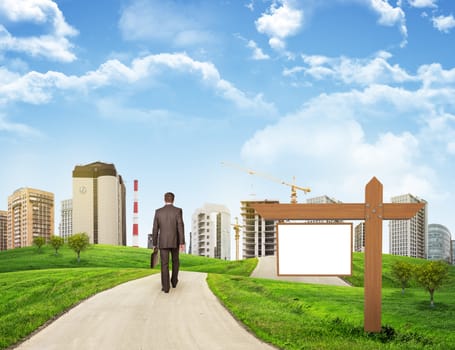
left=159, top=247, right=179, bottom=292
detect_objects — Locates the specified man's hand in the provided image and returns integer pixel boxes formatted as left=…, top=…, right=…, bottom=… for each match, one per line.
left=179, top=244, right=185, bottom=252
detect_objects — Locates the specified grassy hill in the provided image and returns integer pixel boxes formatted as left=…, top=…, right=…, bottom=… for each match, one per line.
left=1, top=245, right=454, bottom=350
left=0, top=244, right=256, bottom=276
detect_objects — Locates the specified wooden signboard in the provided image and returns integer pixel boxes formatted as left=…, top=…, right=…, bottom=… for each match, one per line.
left=252, top=177, right=424, bottom=333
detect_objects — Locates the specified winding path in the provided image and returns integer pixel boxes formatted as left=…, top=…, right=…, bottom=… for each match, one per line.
left=15, top=271, right=276, bottom=350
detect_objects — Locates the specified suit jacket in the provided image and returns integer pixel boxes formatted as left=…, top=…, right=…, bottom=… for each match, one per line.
left=152, top=204, right=185, bottom=249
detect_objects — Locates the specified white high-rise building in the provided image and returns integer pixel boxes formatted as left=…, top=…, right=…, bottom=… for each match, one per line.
left=72, top=161, right=126, bottom=245
left=59, top=199, right=73, bottom=240
left=427, top=224, right=452, bottom=263
left=306, top=195, right=341, bottom=204
left=191, top=203, right=231, bottom=259
left=354, top=222, right=365, bottom=252
left=306, top=195, right=343, bottom=223
left=389, top=194, right=427, bottom=259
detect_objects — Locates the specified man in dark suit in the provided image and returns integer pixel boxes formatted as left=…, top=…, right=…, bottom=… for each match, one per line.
left=152, top=192, right=185, bottom=293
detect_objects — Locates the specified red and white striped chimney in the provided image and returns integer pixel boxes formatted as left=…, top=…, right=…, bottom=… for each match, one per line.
left=132, top=179, right=139, bottom=247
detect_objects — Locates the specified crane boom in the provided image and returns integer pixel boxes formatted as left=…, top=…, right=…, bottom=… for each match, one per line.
left=221, top=161, right=311, bottom=203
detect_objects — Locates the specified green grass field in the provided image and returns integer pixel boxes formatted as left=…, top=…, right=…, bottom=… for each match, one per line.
left=1, top=244, right=454, bottom=349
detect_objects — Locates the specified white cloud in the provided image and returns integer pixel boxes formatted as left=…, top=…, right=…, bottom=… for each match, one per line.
left=96, top=98, right=174, bottom=123
left=417, top=63, right=455, bottom=87
left=407, top=0, right=437, bottom=8
left=0, top=112, right=40, bottom=136
left=432, top=14, right=455, bottom=33
left=284, top=51, right=415, bottom=86
left=240, top=83, right=454, bottom=202
left=0, top=0, right=78, bottom=62
left=0, top=52, right=276, bottom=114
left=247, top=40, right=270, bottom=60
left=119, top=0, right=213, bottom=47
left=255, top=0, right=303, bottom=51
left=245, top=1, right=255, bottom=11
left=369, top=0, right=408, bottom=46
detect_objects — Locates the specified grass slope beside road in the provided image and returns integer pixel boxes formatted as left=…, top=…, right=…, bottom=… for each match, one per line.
left=209, top=254, right=455, bottom=350
left=0, top=268, right=153, bottom=349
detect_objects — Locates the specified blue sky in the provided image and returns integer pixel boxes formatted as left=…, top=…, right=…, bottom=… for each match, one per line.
left=1, top=0, right=455, bottom=254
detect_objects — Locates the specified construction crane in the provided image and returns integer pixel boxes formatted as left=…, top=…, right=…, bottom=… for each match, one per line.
left=221, top=161, right=311, bottom=203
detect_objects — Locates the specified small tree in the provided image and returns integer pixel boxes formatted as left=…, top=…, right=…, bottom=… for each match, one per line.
left=33, top=236, right=46, bottom=252
left=68, top=233, right=90, bottom=263
left=391, top=260, right=414, bottom=294
left=49, top=235, right=64, bottom=255
left=415, top=260, right=449, bottom=307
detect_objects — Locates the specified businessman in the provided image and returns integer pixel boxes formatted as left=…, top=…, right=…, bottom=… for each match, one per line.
left=152, top=192, right=185, bottom=293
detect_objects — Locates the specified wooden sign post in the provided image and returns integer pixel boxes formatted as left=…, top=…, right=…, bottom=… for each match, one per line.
left=251, top=177, right=424, bottom=332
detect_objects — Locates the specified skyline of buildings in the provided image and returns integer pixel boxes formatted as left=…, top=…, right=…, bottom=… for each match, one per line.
left=0, top=170, right=453, bottom=265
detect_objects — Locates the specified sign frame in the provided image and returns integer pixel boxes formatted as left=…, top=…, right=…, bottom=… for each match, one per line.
left=277, top=222, right=353, bottom=276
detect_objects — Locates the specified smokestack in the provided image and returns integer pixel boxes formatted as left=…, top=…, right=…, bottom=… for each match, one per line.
left=132, top=179, right=139, bottom=247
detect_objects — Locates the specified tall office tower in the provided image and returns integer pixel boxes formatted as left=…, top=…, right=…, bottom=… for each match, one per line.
left=59, top=199, right=73, bottom=240
left=72, top=161, right=126, bottom=246
left=7, top=188, right=54, bottom=249
left=241, top=200, right=278, bottom=259
left=389, top=194, right=427, bottom=258
left=0, top=210, right=7, bottom=251
left=354, top=222, right=365, bottom=252
left=427, top=224, right=452, bottom=263
left=191, top=203, right=231, bottom=259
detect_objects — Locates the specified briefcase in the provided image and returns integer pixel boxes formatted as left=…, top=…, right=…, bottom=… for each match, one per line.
left=150, top=248, right=159, bottom=268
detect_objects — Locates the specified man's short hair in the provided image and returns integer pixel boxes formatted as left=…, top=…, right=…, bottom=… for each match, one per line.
left=164, top=192, right=175, bottom=203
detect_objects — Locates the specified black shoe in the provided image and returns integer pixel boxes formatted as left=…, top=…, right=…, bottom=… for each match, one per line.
left=172, top=280, right=178, bottom=288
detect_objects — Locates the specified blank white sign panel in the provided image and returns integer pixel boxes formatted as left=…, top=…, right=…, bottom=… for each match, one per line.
left=277, top=223, right=352, bottom=276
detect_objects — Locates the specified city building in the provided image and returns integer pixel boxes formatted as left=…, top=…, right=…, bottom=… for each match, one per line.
left=306, top=195, right=342, bottom=204
left=72, top=161, right=126, bottom=245
left=7, top=188, right=54, bottom=249
left=389, top=194, right=427, bottom=259
left=306, top=195, right=343, bottom=223
left=191, top=203, right=231, bottom=259
left=59, top=199, right=73, bottom=241
left=241, top=200, right=278, bottom=258
left=427, top=224, right=452, bottom=263
left=354, top=222, right=365, bottom=252
left=0, top=210, right=7, bottom=251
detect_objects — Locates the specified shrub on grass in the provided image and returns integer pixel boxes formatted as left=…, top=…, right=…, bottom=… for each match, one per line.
left=33, top=236, right=46, bottom=252
left=391, top=261, right=414, bottom=293
left=415, top=260, right=450, bottom=307
left=68, top=233, right=90, bottom=263
left=49, top=235, right=64, bottom=255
